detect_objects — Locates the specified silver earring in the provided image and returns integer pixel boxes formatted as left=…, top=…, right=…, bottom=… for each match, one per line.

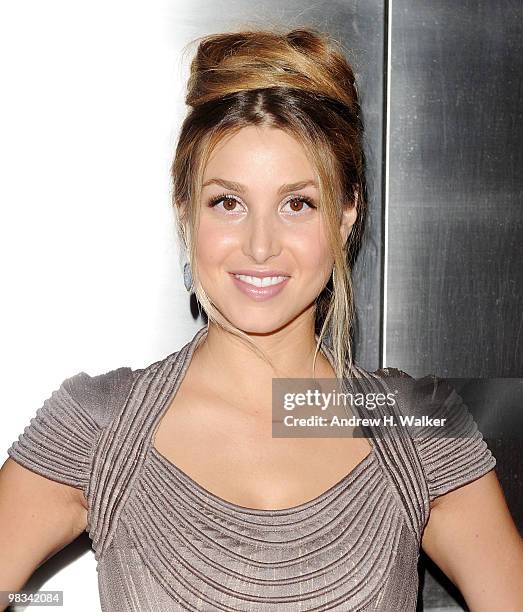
left=183, top=261, right=193, bottom=292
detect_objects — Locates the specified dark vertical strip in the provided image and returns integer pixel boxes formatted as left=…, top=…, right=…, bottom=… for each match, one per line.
left=379, top=0, right=390, bottom=369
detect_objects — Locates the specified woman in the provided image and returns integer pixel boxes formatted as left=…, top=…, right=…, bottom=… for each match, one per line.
left=1, top=27, right=522, bottom=611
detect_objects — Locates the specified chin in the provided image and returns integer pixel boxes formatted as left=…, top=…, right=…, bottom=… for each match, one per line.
left=204, top=283, right=320, bottom=335
left=216, top=299, right=316, bottom=336
left=222, top=312, right=291, bottom=336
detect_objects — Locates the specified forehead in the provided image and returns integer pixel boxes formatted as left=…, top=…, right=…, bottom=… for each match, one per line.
left=202, top=126, right=316, bottom=184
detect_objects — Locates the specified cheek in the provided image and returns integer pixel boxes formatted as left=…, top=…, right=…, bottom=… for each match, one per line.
left=195, top=216, right=237, bottom=270
left=289, top=223, right=333, bottom=275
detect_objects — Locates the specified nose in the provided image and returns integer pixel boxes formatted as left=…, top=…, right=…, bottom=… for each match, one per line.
left=242, top=209, right=282, bottom=263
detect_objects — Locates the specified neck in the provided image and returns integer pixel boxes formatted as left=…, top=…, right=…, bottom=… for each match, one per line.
left=192, top=312, right=335, bottom=403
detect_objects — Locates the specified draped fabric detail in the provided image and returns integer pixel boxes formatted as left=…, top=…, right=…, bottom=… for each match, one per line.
left=120, top=449, right=403, bottom=610
left=87, top=340, right=195, bottom=560
left=7, top=372, right=101, bottom=495
left=340, top=366, right=430, bottom=546
left=370, top=368, right=497, bottom=511
left=401, top=374, right=496, bottom=504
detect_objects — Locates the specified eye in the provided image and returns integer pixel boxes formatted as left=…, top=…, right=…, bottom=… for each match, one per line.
left=206, top=193, right=317, bottom=216
left=207, top=193, right=245, bottom=214
left=281, top=195, right=317, bottom=215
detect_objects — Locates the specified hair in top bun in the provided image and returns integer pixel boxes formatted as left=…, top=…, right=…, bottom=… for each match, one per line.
left=171, top=27, right=366, bottom=377
left=185, top=29, right=358, bottom=112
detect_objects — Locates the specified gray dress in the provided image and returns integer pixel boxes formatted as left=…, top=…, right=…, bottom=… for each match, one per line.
left=7, top=325, right=496, bottom=611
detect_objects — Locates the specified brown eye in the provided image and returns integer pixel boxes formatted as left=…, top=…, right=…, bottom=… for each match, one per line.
left=282, top=196, right=317, bottom=215
left=289, top=200, right=305, bottom=212
left=207, top=193, right=245, bottom=214
left=222, top=197, right=237, bottom=211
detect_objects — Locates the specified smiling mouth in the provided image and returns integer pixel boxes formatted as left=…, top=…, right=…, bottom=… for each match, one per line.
left=231, top=273, right=289, bottom=287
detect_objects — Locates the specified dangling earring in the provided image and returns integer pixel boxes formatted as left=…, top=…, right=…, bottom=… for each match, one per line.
left=331, top=266, right=336, bottom=284
left=183, top=261, right=193, bottom=293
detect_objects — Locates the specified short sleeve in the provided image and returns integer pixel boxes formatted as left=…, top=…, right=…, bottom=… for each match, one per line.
left=7, top=372, right=102, bottom=495
left=408, top=375, right=497, bottom=503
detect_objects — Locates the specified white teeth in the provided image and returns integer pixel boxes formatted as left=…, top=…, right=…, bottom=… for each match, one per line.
left=234, top=274, right=288, bottom=287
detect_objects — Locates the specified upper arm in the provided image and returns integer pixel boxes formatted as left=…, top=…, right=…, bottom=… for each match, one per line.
left=0, top=456, right=88, bottom=593
left=1, top=366, right=133, bottom=603
left=398, top=373, right=523, bottom=608
left=421, top=469, right=523, bottom=611
left=0, top=371, right=105, bottom=599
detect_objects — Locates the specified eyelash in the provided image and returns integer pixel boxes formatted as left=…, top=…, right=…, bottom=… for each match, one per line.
left=206, top=192, right=317, bottom=214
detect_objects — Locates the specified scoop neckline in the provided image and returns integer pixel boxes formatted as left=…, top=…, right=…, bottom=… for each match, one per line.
left=149, top=443, right=375, bottom=515
left=148, top=325, right=377, bottom=515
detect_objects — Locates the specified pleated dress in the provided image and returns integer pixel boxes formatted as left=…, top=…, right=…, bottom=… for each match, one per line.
left=7, top=325, right=497, bottom=611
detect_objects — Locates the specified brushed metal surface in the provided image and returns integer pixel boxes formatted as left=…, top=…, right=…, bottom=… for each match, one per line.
left=388, top=2, right=523, bottom=610
left=388, top=0, right=522, bottom=379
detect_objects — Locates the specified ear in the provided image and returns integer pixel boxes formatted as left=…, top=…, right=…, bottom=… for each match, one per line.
left=340, top=191, right=358, bottom=245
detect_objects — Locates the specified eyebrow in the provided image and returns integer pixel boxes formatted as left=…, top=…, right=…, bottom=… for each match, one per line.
left=201, top=178, right=318, bottom=195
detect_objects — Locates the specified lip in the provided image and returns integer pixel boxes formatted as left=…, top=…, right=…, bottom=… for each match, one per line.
left=229, top=271, right=290, bottom=302
left=229, top=269, right=291, bottom=278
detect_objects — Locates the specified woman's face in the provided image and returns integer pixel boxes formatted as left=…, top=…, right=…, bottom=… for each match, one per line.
left=195, top=125, right=356, bottom=334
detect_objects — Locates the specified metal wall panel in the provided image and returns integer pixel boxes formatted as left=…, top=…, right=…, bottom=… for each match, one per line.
left=388, top=1, right=522, bottom=378
left=388, top=2, right=523, bottom=609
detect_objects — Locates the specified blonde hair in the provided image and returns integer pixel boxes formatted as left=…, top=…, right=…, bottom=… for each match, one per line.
left=171, top=27, right=367, bottom=379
